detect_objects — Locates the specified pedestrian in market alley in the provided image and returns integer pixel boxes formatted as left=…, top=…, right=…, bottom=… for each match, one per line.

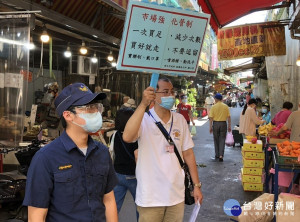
left=123, top=77, right=203, bottom=222
left=239, top=98, right=265, bottom=138
left=112, top=107, right=139, bottom=220
left=209, top=93, right=231, bottom=162
left=270, top=102, right=300, bottom=142
left=23, top=83, right=118, bottom=222
left=204, top=92, right=215, bottom=116
left=177, top=94, right=195, bottom=125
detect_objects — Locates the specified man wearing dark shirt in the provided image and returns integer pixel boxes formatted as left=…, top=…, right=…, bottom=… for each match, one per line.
left=23, top=83, right=118, bottom=222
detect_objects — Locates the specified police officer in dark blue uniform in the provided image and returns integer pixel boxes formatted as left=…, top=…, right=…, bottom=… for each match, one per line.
left=23, top=83, right=118, bottom=222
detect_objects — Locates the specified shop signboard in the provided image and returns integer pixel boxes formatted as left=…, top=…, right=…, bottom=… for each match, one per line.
left=217, top=22, right=286, bottom=61
left=117, top=1, right=210, bottom=76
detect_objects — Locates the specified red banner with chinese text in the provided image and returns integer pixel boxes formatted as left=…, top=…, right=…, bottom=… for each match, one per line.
left=217, top=23, right=286, bottom=60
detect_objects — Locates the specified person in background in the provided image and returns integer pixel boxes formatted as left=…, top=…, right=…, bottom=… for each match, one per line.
left=261, top=102, right=271, bottom=124
left=209, top=93, right=231, bottom=162
left=205, top=93, right=215, bottom=116
left=239, top=98, right=265, bottom=137
left=120, top=96, right=130, bottom=109
left=255, top=97, right=263, bottom=117
left=246, top=92, right=251, bottom=104
left=177, top=94, right=195, bottom=125
left=123, top=98, right=137, bottom=110
left=23, top=83, right=118, bottom=222
left=271, top=102, right=300, bottom=142
left=113, top=108, right=139, bottom=220
left=43, top=82, right=62, bottom=138
left=123, top=78, right=203, bottom=222
left=271, top=101, right=293, bottom=126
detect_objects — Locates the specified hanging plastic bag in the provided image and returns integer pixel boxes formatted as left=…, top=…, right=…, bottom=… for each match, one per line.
left=188, top=201, right=201, bottom=222
left=191, top=125, right=197, bottom=136
left=225, top=132, right=234, bottom=146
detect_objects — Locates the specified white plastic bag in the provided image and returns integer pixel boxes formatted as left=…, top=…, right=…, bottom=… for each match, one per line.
left=225, top=132, right=234, bottom=146
left=191, top=125, right=197, bottom=136
left=188, top=201, right=201, bottom=222
left=108, top=131, right=117, bottom=163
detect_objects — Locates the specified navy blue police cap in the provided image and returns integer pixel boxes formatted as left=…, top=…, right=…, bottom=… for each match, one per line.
left=54, top=83, right=106, bottom=116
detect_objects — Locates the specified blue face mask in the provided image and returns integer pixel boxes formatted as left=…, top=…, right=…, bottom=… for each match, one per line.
left=262, top=108, right=267, bottom=114
left=159, top=96, right=175, bottom=110
left=182, top=99, right=187, bottom=103
left=72, top=112, right=102, bottom=133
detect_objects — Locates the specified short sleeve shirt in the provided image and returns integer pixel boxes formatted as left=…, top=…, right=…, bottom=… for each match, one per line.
left=177, top=103, right=191, bottom=122
left=135, top=109, right=194, bottom=207
left=285, top=110, right=300, bottom=142
left=23, top=131, right=118, bottom=222
left=209, top=102, right=230, bottom=121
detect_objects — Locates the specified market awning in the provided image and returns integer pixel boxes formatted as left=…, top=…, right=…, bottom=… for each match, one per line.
left=198, top=0, right=285, bottom=32
left=224, top=63, right=260, bottom=75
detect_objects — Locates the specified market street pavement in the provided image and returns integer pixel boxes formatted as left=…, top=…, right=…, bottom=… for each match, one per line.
left=118, top=106, right=262, bottom=222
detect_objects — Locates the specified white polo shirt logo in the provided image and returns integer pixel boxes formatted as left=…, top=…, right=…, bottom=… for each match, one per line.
left=173, top=129, right=181, bottom=140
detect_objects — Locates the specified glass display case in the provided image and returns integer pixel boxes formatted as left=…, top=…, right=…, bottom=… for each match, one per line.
left=0, top=14, right=30, bottom=146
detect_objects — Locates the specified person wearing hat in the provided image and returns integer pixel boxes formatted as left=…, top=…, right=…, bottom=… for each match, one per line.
left=23, top=83, right=118, bottom=222
left=261, top=102, right=271, bottom=124
left=204, top=92, right=215, bottom=116
left=209, top=93, right=231, bottom=162
left=120, top=96, right=130, bottom=109
left=123, top=98, right=137, bottom=109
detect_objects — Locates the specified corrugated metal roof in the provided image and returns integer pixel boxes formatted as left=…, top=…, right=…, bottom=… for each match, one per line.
left=33, top=0, right=125, bottom=39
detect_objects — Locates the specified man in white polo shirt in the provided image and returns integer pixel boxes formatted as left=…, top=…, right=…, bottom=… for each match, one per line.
left=123, top=78, right=203, bottom=222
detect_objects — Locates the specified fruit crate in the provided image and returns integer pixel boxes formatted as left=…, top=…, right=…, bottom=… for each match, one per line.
left=242, top=182, right=263, bottom=192
left=243, top=139, right=263, bottom=152
left=243, top=157, right=264, bottom=168
left=276, top=149, right=300, bottom=165
left=241, top=168, right=264, bottom=183
left=242, top=167, right=263, bottom=176
left=242, top=149, right=264, bottom=160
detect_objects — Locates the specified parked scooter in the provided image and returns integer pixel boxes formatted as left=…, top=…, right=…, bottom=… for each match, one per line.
left=0, top=140, right=46, bottom=221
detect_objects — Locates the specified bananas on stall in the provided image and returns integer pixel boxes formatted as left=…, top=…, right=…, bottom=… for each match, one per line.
left=258, top=123, right=275, bottom=136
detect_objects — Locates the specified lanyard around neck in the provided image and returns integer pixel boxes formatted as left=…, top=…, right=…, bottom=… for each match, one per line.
left=148, top=111, right=173, bottom=141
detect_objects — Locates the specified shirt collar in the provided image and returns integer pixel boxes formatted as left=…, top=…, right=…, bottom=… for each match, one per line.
left=60, top=130, right=97, bottom=153
left=150, top=108, right=176, bottom=124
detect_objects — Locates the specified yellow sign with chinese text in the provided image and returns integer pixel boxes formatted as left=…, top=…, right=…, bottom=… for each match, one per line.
left=217, top=23, right=286, bottom=60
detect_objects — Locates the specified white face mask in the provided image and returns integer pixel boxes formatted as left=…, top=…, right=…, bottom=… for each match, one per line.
left=72, top=112, right=103, bottom=133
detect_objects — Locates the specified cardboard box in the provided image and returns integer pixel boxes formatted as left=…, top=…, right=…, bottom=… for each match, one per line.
left=243, top=157, right=264, bottom=168
left=242, top=149, right=264, bottom=159
left=242, top=167, right=263, bottom=176
left=242, top=182, right=263, bottom=191
left=241, top=168, right=263, bottom=183
left=243, top=139, right=263, bottom=152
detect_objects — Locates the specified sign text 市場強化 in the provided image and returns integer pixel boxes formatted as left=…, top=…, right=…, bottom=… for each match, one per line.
left=117, top=1, right=210, bottom=76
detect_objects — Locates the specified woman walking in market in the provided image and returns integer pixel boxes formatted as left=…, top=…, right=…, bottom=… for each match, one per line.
left=239, top=98, right=265, bottom=137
